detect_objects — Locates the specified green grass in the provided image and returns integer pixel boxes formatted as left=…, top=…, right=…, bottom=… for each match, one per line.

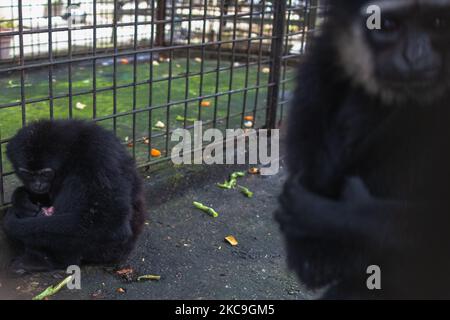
left=0, top=57, right=296, bottom=172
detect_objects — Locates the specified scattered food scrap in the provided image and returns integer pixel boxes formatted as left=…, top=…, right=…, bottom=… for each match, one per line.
left=116, top=267, right=133, bottom=276
left=143, top=137, right=150, bottom=145
left=195, top=57, right=202, bottom=63
left=116, top=287, right=126, bottom=294
left=75, top=102, right=87, bottom=110
left=244, top=120, right=253, bottom=128
left=120, top=58, right=129, bottom=65
left=225, top=235, right=238, bottom=246
left=262, top=67, right=270, bottom=74
left=238, top=186, right=254, bottom=198
left=116, top=267, right=134, bottom=282
left=248, top=167, right=260, bottom=175
left=200, top=101, right=211, bottom=107
left=127, top=141, right=134, bottom=148
left=151, top=148, right=162, bottom=157
left=32, top=275, right=74, bottom=300
left=193, top=201, right=219, bottom=218
left=91, top=289, right=104, bottom=299
left=152, top=60, right=160, bottom=66
left=41, top=206, right=55, bottom=217
left=217, top=171, right=254, bottom=198
left=217, top=171, right=245, bottom=189
left=137, top=275, right=161, bottom=281
left=244, top=115, right=254, bottom=121
left=154, top=121, right=165, bottom=129
left=176, top=115, right=197, bottom=122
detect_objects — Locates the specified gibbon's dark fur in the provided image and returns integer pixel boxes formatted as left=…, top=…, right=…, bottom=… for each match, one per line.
left=3, top=120, right=145, bottom=273
left=276, top=0, right=450, bottom=299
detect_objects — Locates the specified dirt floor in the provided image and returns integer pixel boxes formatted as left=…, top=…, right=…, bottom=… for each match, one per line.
left=0, top=160, right=314, bottom=300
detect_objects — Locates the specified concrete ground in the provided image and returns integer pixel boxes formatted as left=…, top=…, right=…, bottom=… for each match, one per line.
left=0, top=161, right=313, bottom=300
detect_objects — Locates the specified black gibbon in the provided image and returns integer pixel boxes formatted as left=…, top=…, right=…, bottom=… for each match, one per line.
left=276, top=0, right=450, bottom=299
left=3, top=120, right=146, bottom=274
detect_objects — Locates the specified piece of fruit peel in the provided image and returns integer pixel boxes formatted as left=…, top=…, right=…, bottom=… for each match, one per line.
left=225, top=235, right=238, bottom=246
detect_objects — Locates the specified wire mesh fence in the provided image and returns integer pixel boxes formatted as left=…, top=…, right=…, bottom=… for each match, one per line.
left=0, top=0, right=320, bottom=207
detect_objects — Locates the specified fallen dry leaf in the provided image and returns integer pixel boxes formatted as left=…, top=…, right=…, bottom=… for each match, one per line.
left=225, top=235, right=238, bottom=246
left=116, top=268, right=134, bottom=276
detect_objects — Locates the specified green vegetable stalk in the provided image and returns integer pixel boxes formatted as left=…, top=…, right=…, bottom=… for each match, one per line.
left=217, top=171, right=245, bottom=189
left=137, top=275, right=161, bottom=281
left=176, top=115, right=198, bottom=122
left=193, top=201, right=219, bottom=218
left=32, top=275, right=74, bottom=300
left=238, top=185, right=254, bottom=198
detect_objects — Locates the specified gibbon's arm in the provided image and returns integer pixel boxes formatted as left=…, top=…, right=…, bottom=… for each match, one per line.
left=10, top=187, right=41, bottom=218
left=3, top=210, right=83, bottom=238
left=276, top=176, right=424, bottom=251
left=3, top=177, right=88, bottom=239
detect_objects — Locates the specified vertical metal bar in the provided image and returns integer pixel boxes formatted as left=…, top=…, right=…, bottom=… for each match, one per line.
left=156, top=0, right=166, bottom=47
left=265, top=0, right=286, bottom=130
left=148, top=0, right=156, bottom=160
left=307, top=0, right=319, bottom=49
left=197, top=0, right=208, bottom=121
left=212, top=0, right=225, bottom=128
left=252, top=0, right=266, bottom=126
left=279, top=0, right=293, bottom=123
left=241, top=0, right=255, bottom=127
left=164, top=0, right=176, bottom=157
left=131, top=0, right=139, bottom=159
left=299, top=0, right=310, bottom=55
left=183, top=0, right=193, bottom=129
left=112, top=0, right=118, bottom=133
left=225, top=2, right=238, bottom=128
left=92, top=0, right=98, bottom=119
left=48, top=0, right=54, bottom=119
left=18, top=0, right=26, bottom=126
left=67, top=0, right=73, bottom=118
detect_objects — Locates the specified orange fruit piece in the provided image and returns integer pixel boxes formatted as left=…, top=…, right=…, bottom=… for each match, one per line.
left=225, top=235, right=238, bottom=246
left=120, top=58, right=129, bottom=65
left=244, top=115, right=254, bottom=121
left=248, top=167, right=260, bottom=174
left=201, top=101, right=211, bottom=107
left=151, top=148, right=161, bottom=157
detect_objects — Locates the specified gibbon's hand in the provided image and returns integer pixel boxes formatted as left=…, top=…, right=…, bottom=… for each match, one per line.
left=277, top=175, right=409, bottom=248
